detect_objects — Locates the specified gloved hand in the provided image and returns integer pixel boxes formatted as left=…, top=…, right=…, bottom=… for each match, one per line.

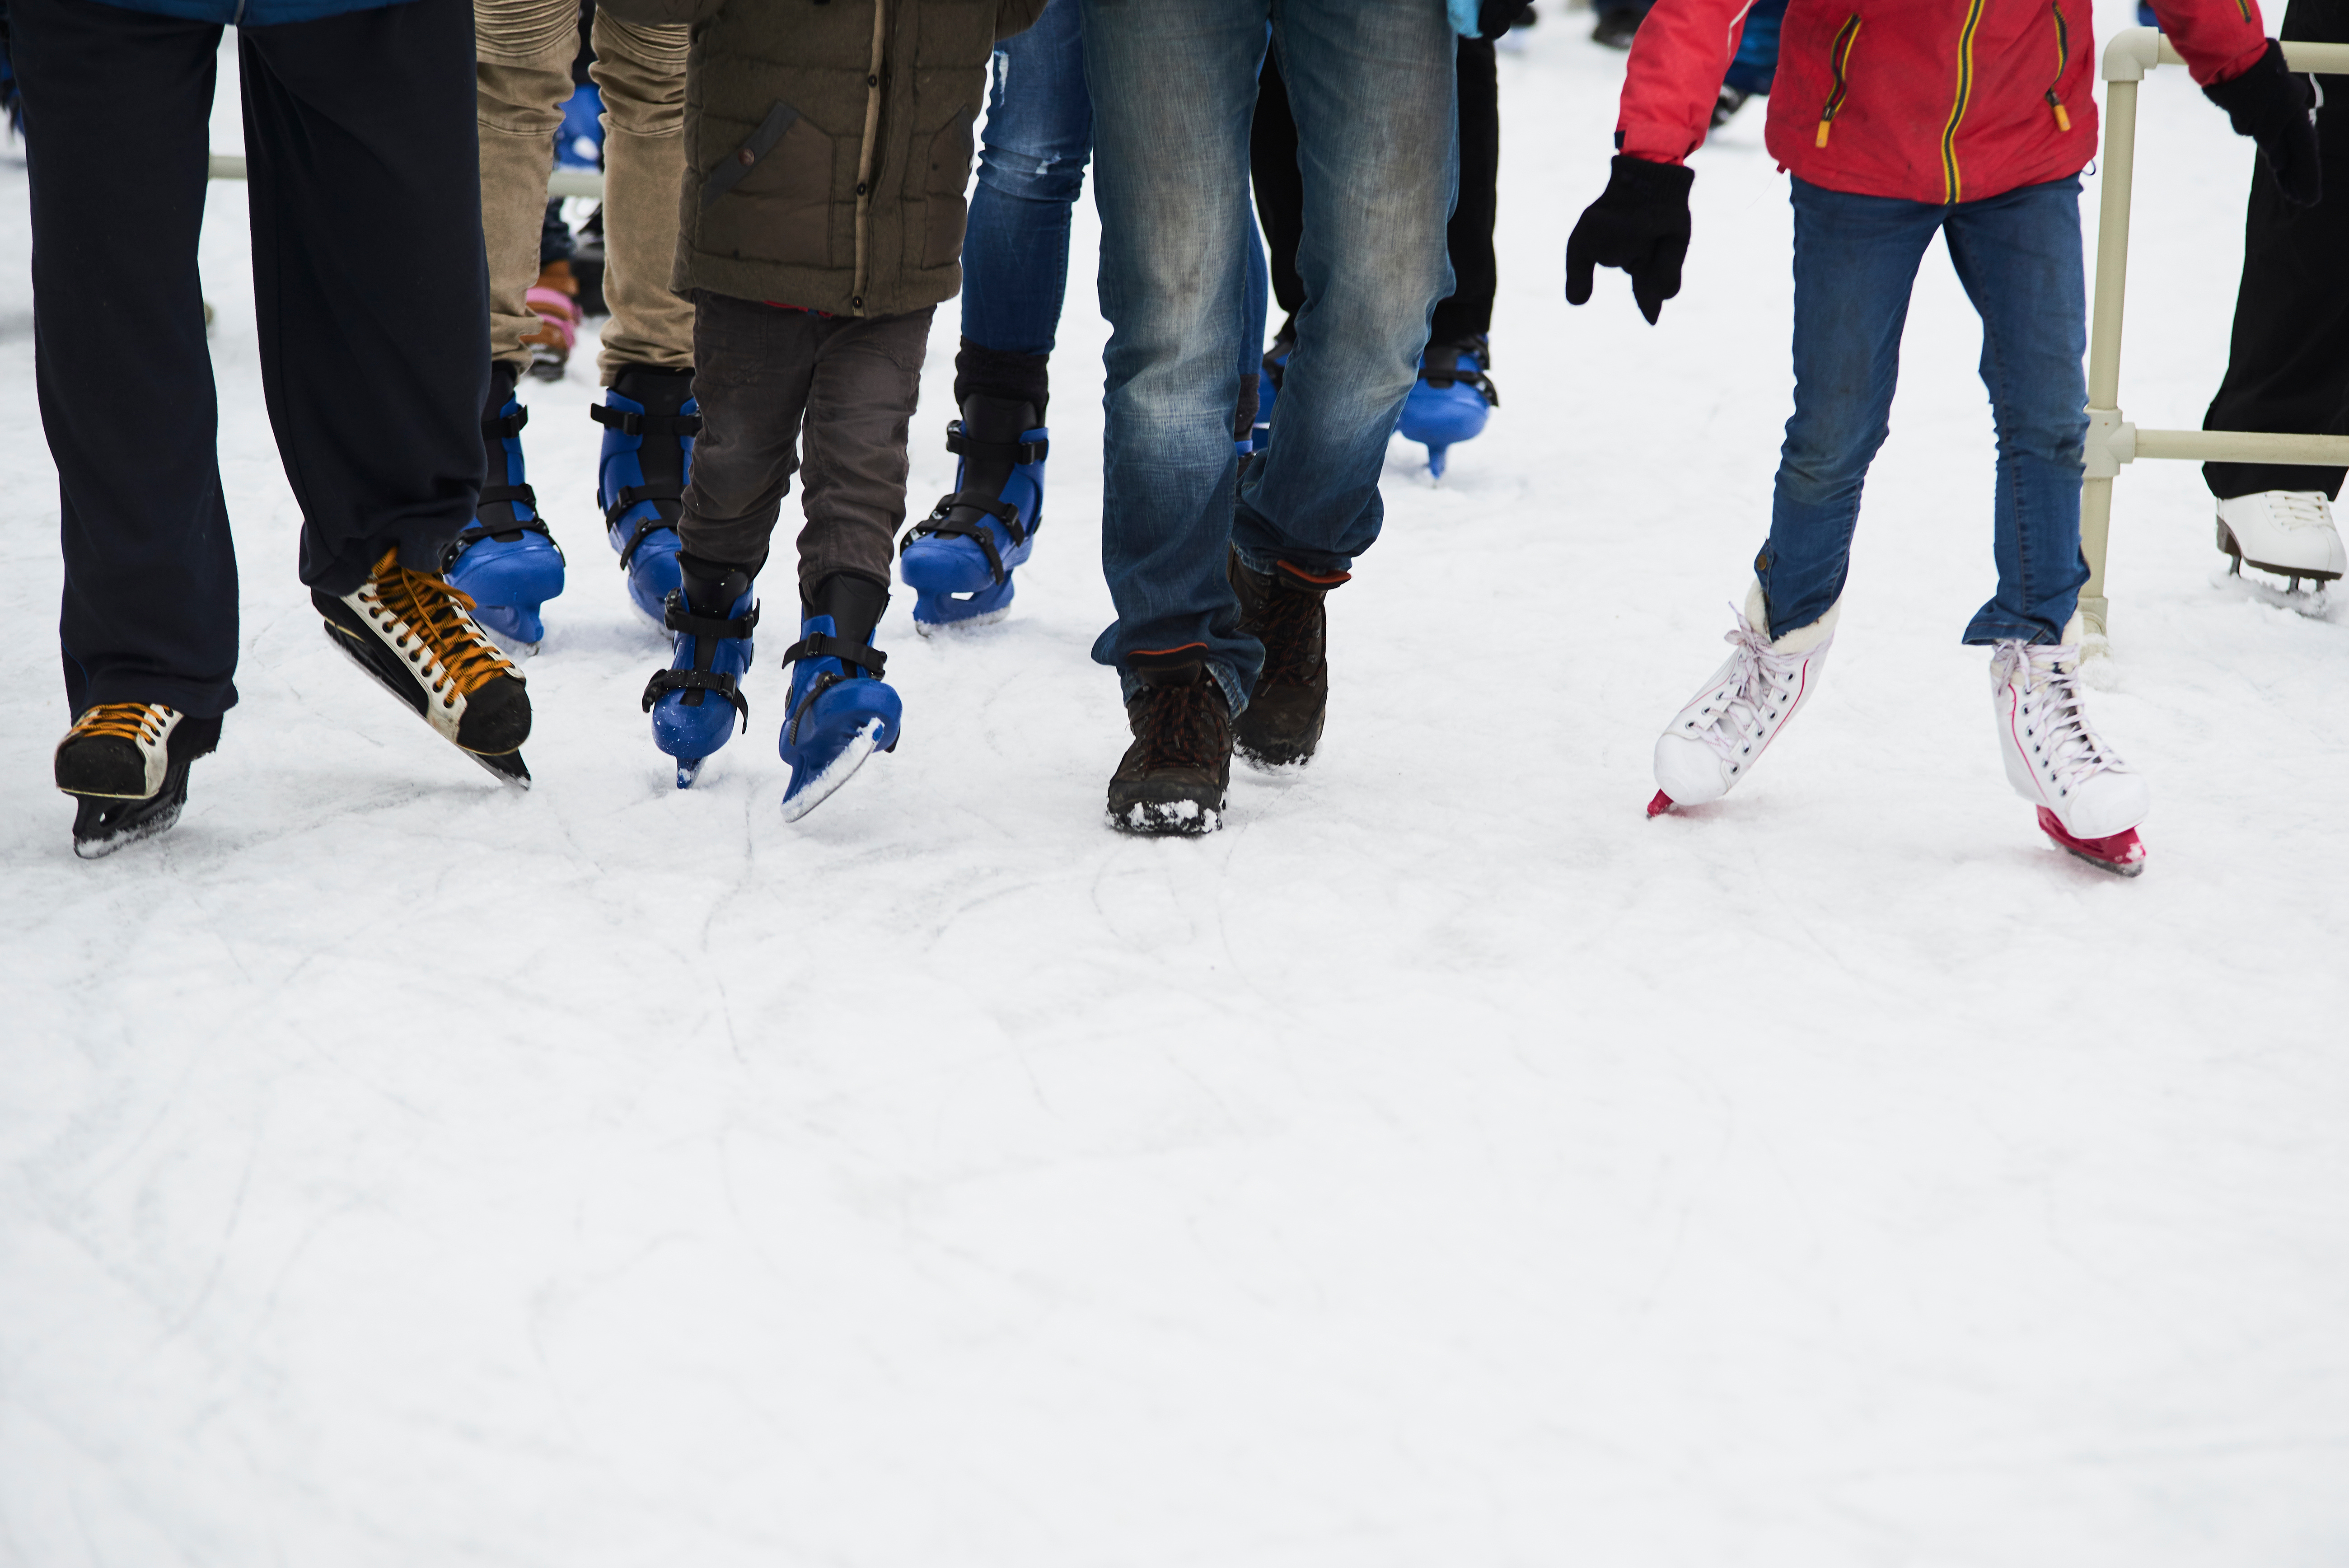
left=1478, top=0, right=1535, bottom=37
left=2204, top=39, right=2322, bottom=206
left=1565, top=154, right=1695, bottom=325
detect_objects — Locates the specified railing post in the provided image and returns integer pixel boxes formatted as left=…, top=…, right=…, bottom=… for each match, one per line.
left=2079, top=32, right=2157, bottom=645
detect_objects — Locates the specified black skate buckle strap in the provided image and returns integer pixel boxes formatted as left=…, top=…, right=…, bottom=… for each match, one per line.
left=781, top=632, right=885, bottom=679
left=591, top=404, right=704, bottom=439
left=605, top=481, right=685, bottom=526
left=484, top=406, right=530, bottom=440
left=1421, top=365, right=1500, bottom=407
left=662, top=595, right=759, bottom=642
left=906, top=493, right=1024, bottom=582
left=615, top=513, right=676, bottom=570
left=641, top=667, right=750, bottom=731
left=944, top=420, right=1048, bottom=466
left=443, top=511, right=560, bottom=572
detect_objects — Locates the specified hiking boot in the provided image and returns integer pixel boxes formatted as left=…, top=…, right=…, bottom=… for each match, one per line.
left=1230, top=550, right=1343, bottom=768
left=1107, top=654, right=1232, bottom=836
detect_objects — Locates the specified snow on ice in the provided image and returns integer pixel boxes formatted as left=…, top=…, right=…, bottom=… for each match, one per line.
left=2, top=8, right=2345, bottom=1564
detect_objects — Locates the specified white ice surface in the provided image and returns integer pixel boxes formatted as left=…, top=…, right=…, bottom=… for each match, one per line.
left=4, top=11, right=2347, bottom=1565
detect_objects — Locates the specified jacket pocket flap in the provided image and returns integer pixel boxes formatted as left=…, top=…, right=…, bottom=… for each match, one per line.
left=702, top=101, right=805, bottom=211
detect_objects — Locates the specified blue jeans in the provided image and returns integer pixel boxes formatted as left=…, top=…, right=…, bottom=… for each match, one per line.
left=1764, top=176, right=2090, bottom=646
left=963, top=0, right=1269, bottom=415
left=1081, top=0, right=1456, bottom=707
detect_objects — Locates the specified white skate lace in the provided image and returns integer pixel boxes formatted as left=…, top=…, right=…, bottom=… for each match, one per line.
left=1693, top=610, right=1802, bottom=761
left=2268, top=492, right=2334, bottom=532
left=1999, top=643, right=2128, bottom=793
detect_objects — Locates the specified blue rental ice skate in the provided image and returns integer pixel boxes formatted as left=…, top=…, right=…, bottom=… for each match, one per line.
left=445, top=366, right=566, bottom=651
left=898, top=396, right=1046, bottom=634
left=777, top=575, right=900, bottom=821
left=594, top=365, right=700, bottom=630
left=1397, top=337, right=1500, bottom=479
left=641, top=557, right=756, bottom=789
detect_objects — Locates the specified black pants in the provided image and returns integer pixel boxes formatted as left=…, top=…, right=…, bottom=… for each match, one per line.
left=12, top=0, right=488, bottom=720
left=2204, top=0, right=2349, bottom=501
left=678, top=293, right=934, bottom=600
left=1252, top=35, right=1497, bottom=345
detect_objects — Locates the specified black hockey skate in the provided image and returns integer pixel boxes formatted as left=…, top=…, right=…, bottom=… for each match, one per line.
left=1229, top=549, right=1344, bottom=768
left=54, top=702, right=223, bottom=858
left=316, top=548, right=533, bottom=785
left=1107, top=652, right=1232, bottom=836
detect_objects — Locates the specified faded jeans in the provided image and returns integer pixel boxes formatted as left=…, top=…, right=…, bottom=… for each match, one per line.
left=1079, top=0, right=1455, bottom=707
left=1762, top=176, right=2090, bottom=646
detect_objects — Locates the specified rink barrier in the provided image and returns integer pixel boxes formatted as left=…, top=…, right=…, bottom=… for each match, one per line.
left=205, top=154, right=606, bottom=201
left=2080, top=28, right=2349, bottom=640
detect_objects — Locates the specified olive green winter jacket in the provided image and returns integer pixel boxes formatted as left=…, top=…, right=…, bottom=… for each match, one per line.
left=596, top=0, right=1048, bottom=318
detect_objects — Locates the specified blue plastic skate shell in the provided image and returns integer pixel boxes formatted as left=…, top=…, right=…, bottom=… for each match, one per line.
left=448, top=393, right=566, bottom=649
left=777, top=613, right=900, bottom=820
left=648, top=583, right=755, bottom=789
left=1397, top=345, right=1494, bottom=479
left=600, top=386, right=697, bottom=630
left=899, top=421, right=1048, bottom=633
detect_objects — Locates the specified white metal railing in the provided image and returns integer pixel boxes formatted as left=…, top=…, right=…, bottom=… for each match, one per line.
left=204, top=153, right=605, bottom=200
left=2080, top=28, right=2349, bottom=639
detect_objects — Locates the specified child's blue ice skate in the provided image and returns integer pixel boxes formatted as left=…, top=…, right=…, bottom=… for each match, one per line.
left=1397, top=337, right=1499, bottom=479
left=777, top=575, right=900, bottom=821
left=641, top=556, right=756, bottom=789
left=445, top=365, right=566, bottom=651
left=898, top=396, right=1045, bottom=635
left=594, top=365, right=699, bottom=630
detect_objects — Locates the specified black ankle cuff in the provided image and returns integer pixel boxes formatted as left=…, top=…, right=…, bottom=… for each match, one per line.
left=955, top=339, right=1050, bottom=415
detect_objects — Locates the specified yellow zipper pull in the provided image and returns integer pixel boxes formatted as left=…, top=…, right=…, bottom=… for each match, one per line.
left=1816, top=120, right=1833, bottom=147
left=2045, top=89, right=2071, bottom=132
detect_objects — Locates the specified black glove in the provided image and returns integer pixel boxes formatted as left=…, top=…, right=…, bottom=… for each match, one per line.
left=1564, top=154, right=1695, bottom=325
left=1477, top=0, right=1535, bottom=38
left=2204, top=39, right=2322, bottom=206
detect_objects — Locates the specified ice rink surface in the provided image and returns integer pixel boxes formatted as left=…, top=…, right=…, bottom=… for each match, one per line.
left=2, top=5, right=2345, bottom=1563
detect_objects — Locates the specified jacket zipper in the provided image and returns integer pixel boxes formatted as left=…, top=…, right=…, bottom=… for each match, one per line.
left=1815, top=15, right=1863, bottom=148
left=2044, top=0, right=2073, bottom=132
left=851, top=0, right=890, bottom=315
left=1939, top=0, right=1987, bottom=202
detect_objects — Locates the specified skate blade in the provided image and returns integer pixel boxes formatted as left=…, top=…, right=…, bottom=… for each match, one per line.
left=2210, top=566, right=2340, bottom=621
left=71, top=797, right=185, bottom=859
left=1426, top=445, right=1448, bottom=479
left=1106, top=797, right=1225, bottom=837
left=912, top=603, right=1014, bottom=637
left=1646, top=790, right=1675, bottom=818
left=675, top=755, right=707, bottom=790
left=778, top=720, right=884, bottom=823
left=482, top=626, right=542, bottom=659
left=2035, top=807, right=2145, bottom=877
left=467, top=748, right=533, bottom=790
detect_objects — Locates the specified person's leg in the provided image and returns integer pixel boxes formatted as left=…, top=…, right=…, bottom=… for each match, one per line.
left=589, top=9, right=694, bottom=381
left=675, top=295, right=821, bottom=579
left=1079, top=0, right=1268, bottom=710
left=476, top=0, right=577, bottom=383
left=1943, top=177, right=2090, bottom=645
left=11, top=0, right=236, bottom=719
left=1249, top=45, right=1306, bottom=327
left=240, top=0, right=490, bottom=592
left=1233, top=0, right=1455, bottom=576
left=1757, top=178, right=1942, bottom=636
left=1428, top=34, right=1497, bottom=346
left=795, top=309, right=935, bottom=603
left=2202, top=0, right=2349, bottom=501
left=959, top=0, right=1092, bottom=405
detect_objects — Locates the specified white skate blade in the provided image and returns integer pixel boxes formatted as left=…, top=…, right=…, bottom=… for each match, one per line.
left=912, top=604, right=1013, bottom=637
left=778, top=720, right=884, bottom=823
left=481, top=626, right=541, bottom=659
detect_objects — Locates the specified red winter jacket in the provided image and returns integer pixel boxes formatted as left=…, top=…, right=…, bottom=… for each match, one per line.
left=1617, top=0, right=2271, bottom=205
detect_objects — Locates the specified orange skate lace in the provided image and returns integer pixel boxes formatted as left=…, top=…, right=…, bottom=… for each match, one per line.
left=68, top=702, right=173, bottom=745
left=363, top=548, right=518, bottom=707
